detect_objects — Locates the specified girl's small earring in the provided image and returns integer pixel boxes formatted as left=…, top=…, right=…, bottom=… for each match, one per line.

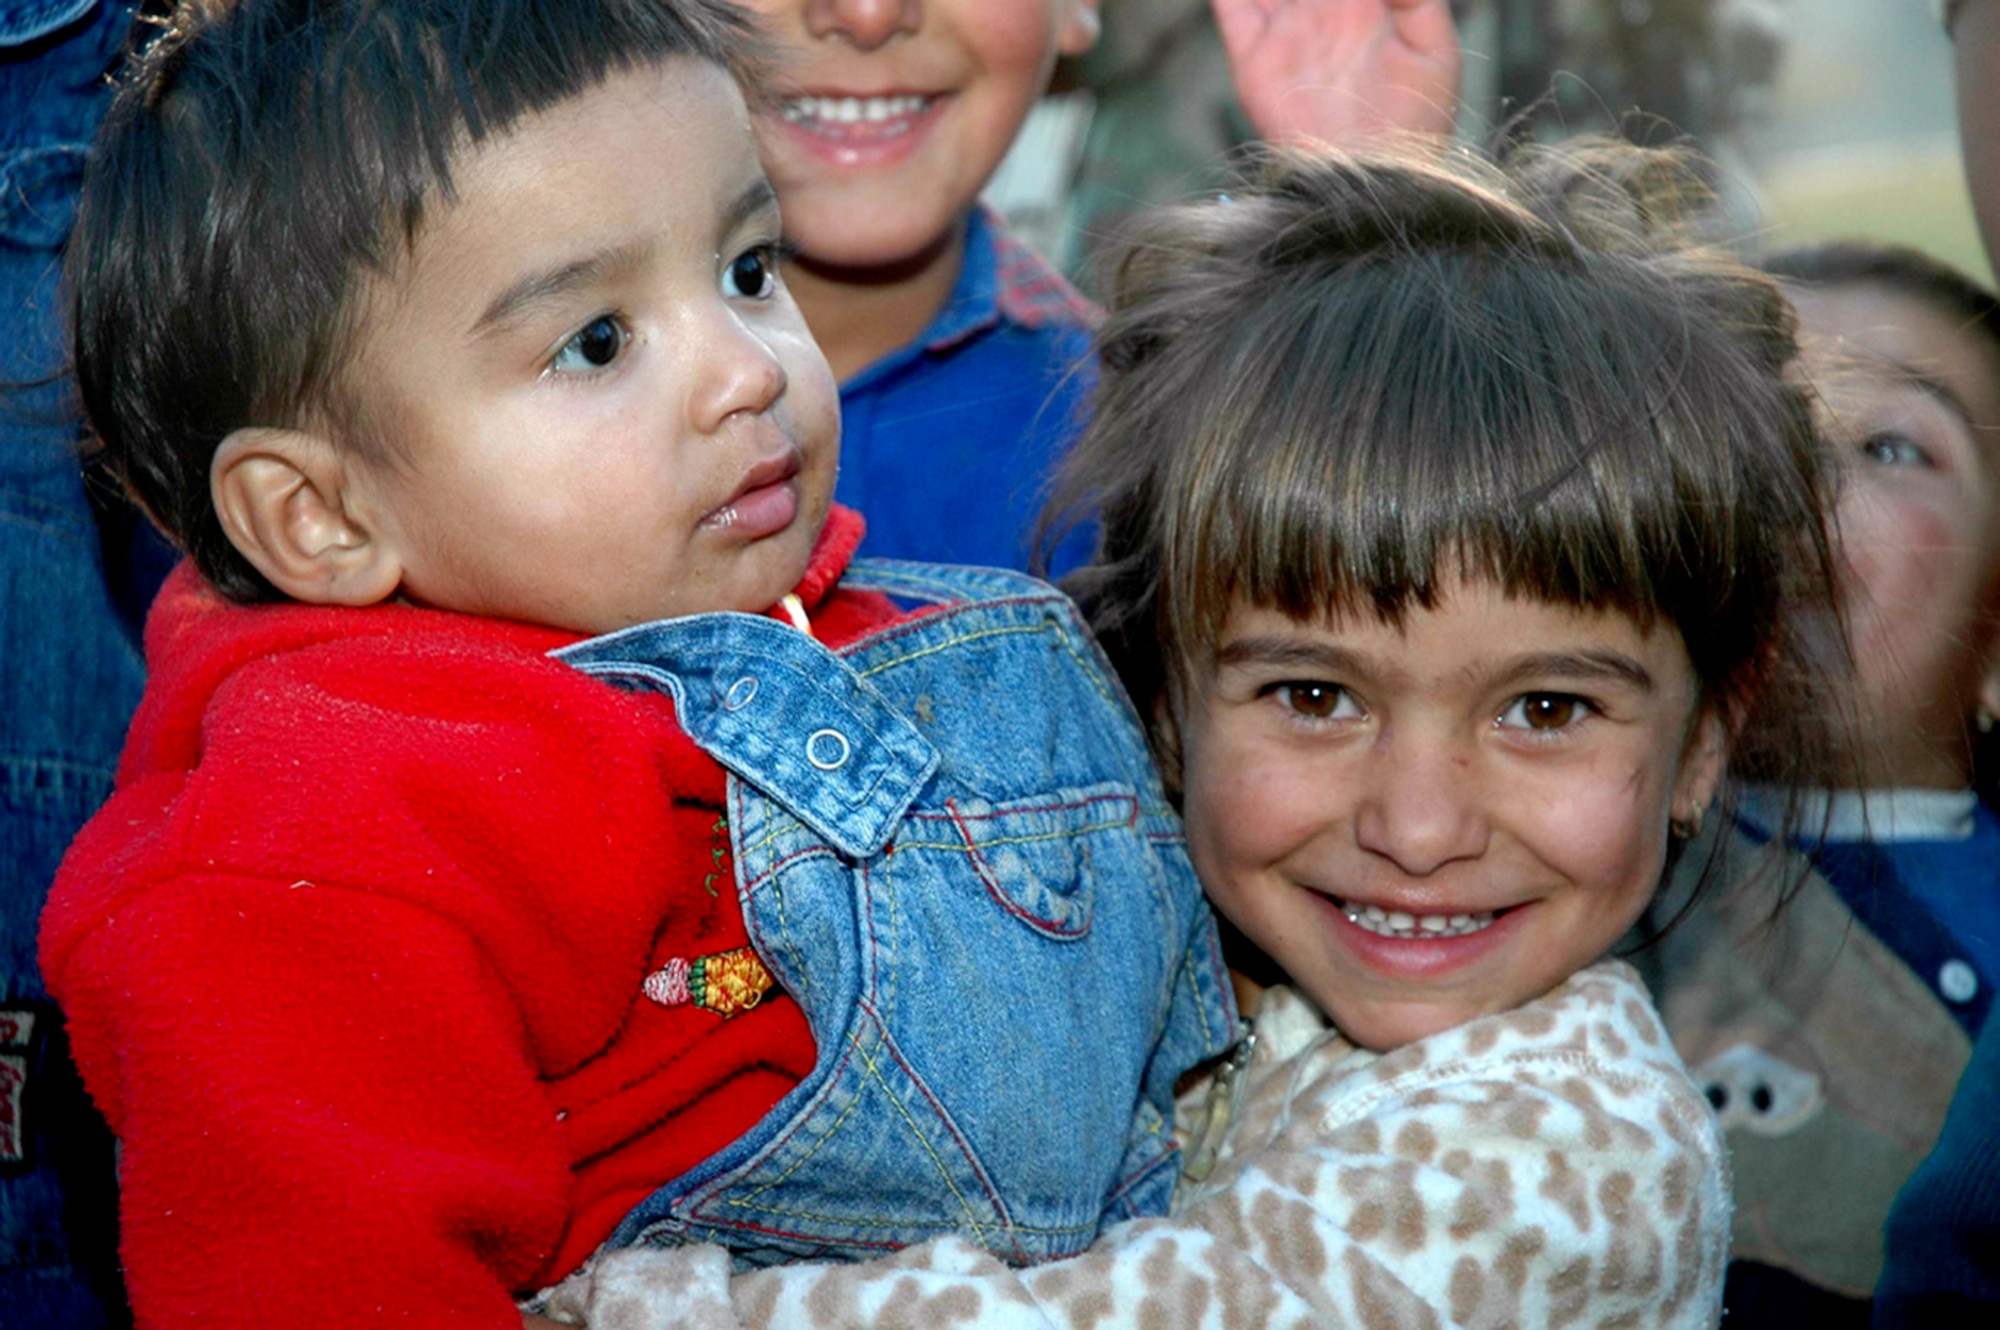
left=1670, top=805, right=1705, bottom=842
left=1978, top=707, right=1996, bottom=736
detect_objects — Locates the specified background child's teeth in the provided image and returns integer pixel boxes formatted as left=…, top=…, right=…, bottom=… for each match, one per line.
left=1419, top=915, right=1449, bottom=932
left=787, top=95, right=931, bottom=126
left=1386, top=911, right=1414, bottom=930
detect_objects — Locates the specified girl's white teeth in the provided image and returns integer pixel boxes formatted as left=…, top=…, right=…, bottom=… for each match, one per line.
left=783, top=95, right=932, bottom=126
left=1342, top=902, right=1497, bottom=939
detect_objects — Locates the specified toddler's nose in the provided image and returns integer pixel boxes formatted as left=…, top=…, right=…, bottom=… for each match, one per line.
left=694, top=320, right=788, bottom=434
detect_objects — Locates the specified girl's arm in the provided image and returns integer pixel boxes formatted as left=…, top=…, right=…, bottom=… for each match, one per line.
left=546, top=962, right=1727, bottom=1329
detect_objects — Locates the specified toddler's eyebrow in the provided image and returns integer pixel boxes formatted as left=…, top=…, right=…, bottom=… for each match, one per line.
left=470, top=177, right=778, bottom=337
left=474, top=239, right=653, bottom=336
left=722, top=176, right=779, bottom=237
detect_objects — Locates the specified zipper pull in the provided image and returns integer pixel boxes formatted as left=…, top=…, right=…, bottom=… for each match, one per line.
left=1181, top=1019, right=1257, bottom=1184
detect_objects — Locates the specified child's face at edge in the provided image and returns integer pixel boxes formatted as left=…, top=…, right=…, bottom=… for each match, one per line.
left=737, top=0, right=1099, bottom=272
left=338, top=58, right=839, bottom=634
left=1177, top=580, right=1723, bottom=1051
left=1790, top=282, right=2000, bottom=787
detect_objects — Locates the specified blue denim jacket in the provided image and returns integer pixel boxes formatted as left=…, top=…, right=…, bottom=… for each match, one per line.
left=2, top=3, right=144, bottom=1325
left=556, top=561, right=1236, bottom=1268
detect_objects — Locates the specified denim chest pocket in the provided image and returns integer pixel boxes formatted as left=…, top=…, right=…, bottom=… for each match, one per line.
left=713, top=777, right=1179, bottom=1260
left=896, top=785, right=1143, bottom=941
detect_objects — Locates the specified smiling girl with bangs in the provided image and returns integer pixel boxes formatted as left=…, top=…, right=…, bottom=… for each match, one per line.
left=544, top=140, right=1843, bottom=1329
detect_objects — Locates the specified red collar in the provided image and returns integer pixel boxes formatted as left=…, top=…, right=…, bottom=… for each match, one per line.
left=789, top=503, right=864, bottom=612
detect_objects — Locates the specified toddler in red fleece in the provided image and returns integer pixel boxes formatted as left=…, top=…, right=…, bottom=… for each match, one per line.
left=37, top=3, right=1233, bottom=1327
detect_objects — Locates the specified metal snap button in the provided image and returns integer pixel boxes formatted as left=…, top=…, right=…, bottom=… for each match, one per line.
left=1940, top=958, right=1980, bottom=1004
left=806, top=728, right=850, bottom=771
left=721, top=676, right=759, bottom=711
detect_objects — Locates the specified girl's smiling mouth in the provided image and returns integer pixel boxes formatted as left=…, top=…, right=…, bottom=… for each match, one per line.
left=1337, top=899, right=1502, bottom=939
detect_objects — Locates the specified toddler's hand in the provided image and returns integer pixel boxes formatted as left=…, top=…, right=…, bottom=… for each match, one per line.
left=1213, top=0, right=1461, bottom=146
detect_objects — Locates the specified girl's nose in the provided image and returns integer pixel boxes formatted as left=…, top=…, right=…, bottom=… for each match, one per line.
left=1352, top=730, right=1489, bottom=876
left=693, top=317, right=788, bottom=435
left=806, top=0, right=921, bottom=50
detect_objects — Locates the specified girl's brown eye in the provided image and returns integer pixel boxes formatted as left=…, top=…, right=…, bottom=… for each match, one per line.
left=1516, top=694, right=1579, bottom=729
left=1292, top=685, right=1337, bottom=716
left=1275, top=682, right=1352, bottom=719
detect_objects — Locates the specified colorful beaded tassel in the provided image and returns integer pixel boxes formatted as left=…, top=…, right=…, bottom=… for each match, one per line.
left=642, top=947, right=775, bottom=1018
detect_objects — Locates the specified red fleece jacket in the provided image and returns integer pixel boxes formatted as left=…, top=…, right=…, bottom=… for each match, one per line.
left=40, top=509, right=900, bottom=1328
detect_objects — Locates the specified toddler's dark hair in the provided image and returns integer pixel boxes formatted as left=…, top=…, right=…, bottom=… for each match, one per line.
left=1047, top=140, right=1844, bottom=816
left=69, top=0, right=765, bottom=601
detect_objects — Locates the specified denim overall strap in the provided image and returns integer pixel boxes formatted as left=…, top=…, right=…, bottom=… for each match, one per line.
left=557, top=573, right=1236, bottom=1268
left=836, top=556, right=1056, bottom=606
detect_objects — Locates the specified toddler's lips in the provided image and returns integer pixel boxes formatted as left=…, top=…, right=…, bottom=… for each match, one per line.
left=701, top=454, right=801, bottom=540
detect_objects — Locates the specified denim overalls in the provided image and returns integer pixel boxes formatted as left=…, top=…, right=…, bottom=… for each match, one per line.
left=555, top=561, right=1236, bottom=1269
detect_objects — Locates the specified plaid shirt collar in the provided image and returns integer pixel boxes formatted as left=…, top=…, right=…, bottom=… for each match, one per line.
left=920, top=206, right=1100, bottom=356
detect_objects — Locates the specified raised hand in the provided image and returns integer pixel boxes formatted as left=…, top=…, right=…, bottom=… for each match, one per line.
left=1212, top=0, right=1462, bottom=146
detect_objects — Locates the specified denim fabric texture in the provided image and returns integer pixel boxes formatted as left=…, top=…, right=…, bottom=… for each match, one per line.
left=2, top=3, right=144, bottom=1325
left=556, top=561, right=1236, bottom=1268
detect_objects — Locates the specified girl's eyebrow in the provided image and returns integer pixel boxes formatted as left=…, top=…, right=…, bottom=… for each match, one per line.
left=1214, top=636, right=1655, bottom=693
left=1487, top=650, right=1656, bottom=694
left=1213, top=637, right=1377, bottom=677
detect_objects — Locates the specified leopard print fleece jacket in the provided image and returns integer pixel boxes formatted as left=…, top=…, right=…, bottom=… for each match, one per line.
left=543, top=960, right=1729, bottom=1329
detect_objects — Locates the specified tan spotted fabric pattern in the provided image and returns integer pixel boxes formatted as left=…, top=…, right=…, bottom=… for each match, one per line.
left=542, top=961, right=1727, bottom=1328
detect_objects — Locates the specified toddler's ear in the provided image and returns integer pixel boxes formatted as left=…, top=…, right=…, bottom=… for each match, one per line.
left=1057, top=0, right=1101, bottom=58
left=211, top=427, right=404, bottom=607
